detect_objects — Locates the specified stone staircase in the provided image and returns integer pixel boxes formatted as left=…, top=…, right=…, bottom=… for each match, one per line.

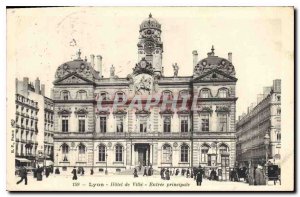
left=116, top=166, right=160, bottom=176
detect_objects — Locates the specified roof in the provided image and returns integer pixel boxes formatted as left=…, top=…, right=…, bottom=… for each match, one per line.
left=140, top=13, right=161, bottom=31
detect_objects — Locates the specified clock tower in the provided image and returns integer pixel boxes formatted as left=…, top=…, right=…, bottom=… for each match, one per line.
left=138, top=13, right=163, bottom=76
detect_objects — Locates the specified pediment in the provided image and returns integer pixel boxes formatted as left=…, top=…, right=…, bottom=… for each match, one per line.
left=193, top=69, right=237, bottom=83
left=53, top=73, right=94, bottom=85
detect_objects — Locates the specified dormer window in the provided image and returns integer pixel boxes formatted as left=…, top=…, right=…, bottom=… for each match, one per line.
left=77, top=90, right=87, bottom=100
left=62, top=91, right=70, bottom=100
left=200, top=89, right=211, bottom=98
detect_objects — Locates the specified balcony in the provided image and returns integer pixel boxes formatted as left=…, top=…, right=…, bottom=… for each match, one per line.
left=93, top=132, right=191, bottom=139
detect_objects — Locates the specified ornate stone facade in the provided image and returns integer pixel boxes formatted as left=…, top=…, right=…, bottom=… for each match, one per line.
left=53, top=15, right=238, bottom=180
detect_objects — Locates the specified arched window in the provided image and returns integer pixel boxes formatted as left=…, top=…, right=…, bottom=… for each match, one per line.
left=199, top=88, right=211, bottom=98
left=179, top=90, right=189, bottom=100
left=115, top=144, right=123, bottom=162
left=78, top=144, right=86, bottom=162
left=277, top=107, right=281, bottom=115
left=219, top=144, right=229, bottom=154
left=61, top=91, right=70, bottom=100
left=162, top=90, right=173, bottom=99
left=162, top=144, right=172, bottom=163
left=61, top=143, right=69, bottom=161
left=200, top=144, right=210, bottom=163
left=115, top=92, right=126, bottom=102
left=218, top=88, right=229, bottom=98
left=77, top=90, right=87, bottom=100
left=180, top=144, right=189, bottom=162
left=277, top=132, right=281, bottom=141
left=98, top=145, right=106, bottom=162
left=100, top=92, right=109, bottom=101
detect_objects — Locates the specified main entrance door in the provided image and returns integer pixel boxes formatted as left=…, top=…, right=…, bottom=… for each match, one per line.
left=134, top=144, right=150, bottom=166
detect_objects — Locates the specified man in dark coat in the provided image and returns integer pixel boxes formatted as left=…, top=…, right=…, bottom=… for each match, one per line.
left=143, top=166, right=148, bottom=176
left=165, top=168, right=170, bottom=180
left=148, top=165, right=153, bottom=176
left=45, top=167, right=50, bottom=178
left=175, top=169, right=179, bottom=176
left=72, top=167, right=78, bottom=180
left=160, top=168, right=165, bottom=179
left=16, top=166, right=28, bottom=185
left=90, top=168, right=94, bottom=175
left=186, top=168, right=190, bottom=178
left=196, top=167, right=204, bottom=186
left=133, top=168, right=138, bottom=178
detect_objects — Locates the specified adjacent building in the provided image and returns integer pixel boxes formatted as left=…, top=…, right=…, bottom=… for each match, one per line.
left=15, top=77, right=54, bottom=168
left=236, top=79, right=281, bottom=167
left=53, top=14, right=238, bottom=180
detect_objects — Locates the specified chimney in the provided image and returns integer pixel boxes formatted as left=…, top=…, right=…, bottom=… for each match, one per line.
left=35, top=77, right=40, bottom=94
left=23, top=77, right=29, bottom=97
left=41, top=84, right=45, bottom=96
left=263, top=87, right=272, bottom=98
left=257, top=94, right=264, bottom=104
left=228, top=52, right=232, bottom=62
left=50, top=88, right=54, bottom=99
left=97, top=55, right=102, bottom=77
left=192, top=50, right=198, bottom=68
left=90, top=54, right=95, bottom=68
left=273, top=79, right=281, bottom=93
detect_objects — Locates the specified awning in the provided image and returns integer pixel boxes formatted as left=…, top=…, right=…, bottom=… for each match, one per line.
left=15, top=158, right=31, bottom=163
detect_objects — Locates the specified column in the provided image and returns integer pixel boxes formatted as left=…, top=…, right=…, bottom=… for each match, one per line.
left=150, top=144, right=153, bottom=165
left=131, top=144, right=135, bottom=166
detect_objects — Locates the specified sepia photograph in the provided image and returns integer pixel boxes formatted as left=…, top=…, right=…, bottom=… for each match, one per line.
left=5, top=6, right=294, bottom=191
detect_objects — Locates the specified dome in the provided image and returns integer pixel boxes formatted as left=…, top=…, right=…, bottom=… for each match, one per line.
left=140, top=13, right=161, bottom=32
left=194, top=46, right=236, bottom=77
left=55, top=50, right=100, bottom=81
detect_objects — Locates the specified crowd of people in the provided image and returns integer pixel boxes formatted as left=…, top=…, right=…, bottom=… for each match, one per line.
left=16, top=165, right=54, bottom=185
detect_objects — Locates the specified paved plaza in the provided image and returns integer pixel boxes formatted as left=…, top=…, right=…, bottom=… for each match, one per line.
left=13, top=172, right=282, bottom=191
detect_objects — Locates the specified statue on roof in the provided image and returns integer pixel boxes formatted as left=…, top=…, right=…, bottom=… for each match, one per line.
left=110, top=65, right=115, bottom=77
left=173, top=63, right=179, bottom=77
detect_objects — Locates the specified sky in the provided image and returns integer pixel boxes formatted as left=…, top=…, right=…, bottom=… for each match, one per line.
left=7, top=7, right=293, bottom=117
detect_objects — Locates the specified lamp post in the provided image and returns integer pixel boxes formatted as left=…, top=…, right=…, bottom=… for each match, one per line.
left=264, top=133, right=270, bottom=184
left=105, top=153, right=108, bottom=175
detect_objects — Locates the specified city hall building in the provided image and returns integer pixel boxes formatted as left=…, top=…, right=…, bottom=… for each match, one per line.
left=53, top=14, right=238, bottom=180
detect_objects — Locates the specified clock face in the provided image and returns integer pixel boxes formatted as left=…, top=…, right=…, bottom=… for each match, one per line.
left=144, top=41, right=155, bottom=54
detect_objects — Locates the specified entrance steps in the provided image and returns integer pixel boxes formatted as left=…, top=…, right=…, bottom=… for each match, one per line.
left=117, top=166, right=160, bottom=176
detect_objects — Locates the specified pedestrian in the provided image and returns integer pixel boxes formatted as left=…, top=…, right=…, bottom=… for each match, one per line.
left=143, top=166, right=148, bottom=176
left=133, top=168, right=138, bottom=178
left=160, top=168, right=165, bottom=180
left=254, top=165, right=266, bottom=185
left=36, top=166, right=43, bottom=181
left=90, top=168, right=94, bottom=175
left=72, top=167, right=78, bottom=180
left=45, top=167, right=50, bottom=178
left=196, top=166, right=204, bottom=186
left=82, top=168, right=85, bottom=176
left=165, top=168, right=170, bottom=180
left=16, top=165, right=27, bottom=185
left=148, top=165, right=153, bottom=176
left=175, top=168, right=179, bottom=176
left=186, top=168, right=190, bottom=178
left=138, top=162, right=142, bottom=172
left=210, top=169, right=217, bottom=180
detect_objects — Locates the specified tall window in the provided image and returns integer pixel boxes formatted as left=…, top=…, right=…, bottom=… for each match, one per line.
left=201, top=145, right=210, bottom=163
left=181, top=116, right=188, bottom=132
left=78, top=144, right=86, bottom=162
left=116, top=116, right=123, bottom=133
left=201, top=114, right=209, bottom=132
left=98, top=145, right=106, bottom=162
left=62, top=91, right=69, bottom=100
left=100, top=117, right=107, bottom=133
left=115, top=145, right=123, bottom=162
left=163, top=116, right=171, bottom=133
left=78, top=116, right=85, bottom=133
left=219, top=89, right=228, bottom=98
left=277, top=132, right=281, bottom=141
left=218, top=114, right=227, bottom=132
left=62, top=116, right=69, bottom=132
left=180, top=144, right=189, bottom=162
left=139, top=116, right=147, bottom=133
left=162, top=144, right=172, bottom=163
left=77, top=90, right=87, bottom=100
left=61, top=143, right=69, bottom=161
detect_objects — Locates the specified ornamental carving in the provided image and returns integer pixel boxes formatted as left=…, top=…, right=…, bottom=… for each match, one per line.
left=57, top=108, right=72, bottom=115
left=215, top=105, right=231, bottom=113
left=74, top=108, right=88, bottom=115
left=113, top=109, right=127, bottom=115
left=197, top=105, right=213, bottom=114
left=132, top=58, right=155, bottom=76
left=135, top=109, right=151, bottom=115
left=133, top=73, right=154, bottom=95
left=159, top=109, right=174, bottom=115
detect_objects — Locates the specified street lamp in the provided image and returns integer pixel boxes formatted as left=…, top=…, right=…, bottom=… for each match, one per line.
left=264, top=133, right=270, bottom=184
left=105, top=153, right=108, bottom=175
